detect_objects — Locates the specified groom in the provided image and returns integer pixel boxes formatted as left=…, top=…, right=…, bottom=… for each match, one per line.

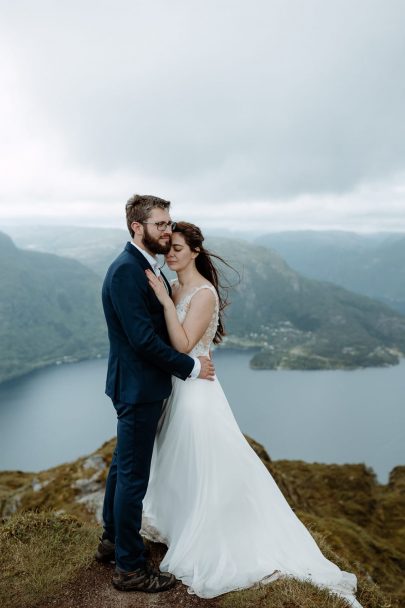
left=97, top=195, right=215, bottom=593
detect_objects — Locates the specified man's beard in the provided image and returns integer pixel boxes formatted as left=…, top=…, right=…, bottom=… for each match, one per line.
left=142, top=225, right=171, bottom=255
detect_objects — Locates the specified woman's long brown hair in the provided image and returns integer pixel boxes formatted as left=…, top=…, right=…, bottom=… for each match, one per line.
left=172, top=221, right=236, bottom=344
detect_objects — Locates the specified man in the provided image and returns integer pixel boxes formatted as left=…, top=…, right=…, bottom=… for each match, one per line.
left=96, top=194, right=215, bottom=593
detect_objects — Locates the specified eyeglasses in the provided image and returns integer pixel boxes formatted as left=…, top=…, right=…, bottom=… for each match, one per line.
left=141, top=220, right=177, bottom=232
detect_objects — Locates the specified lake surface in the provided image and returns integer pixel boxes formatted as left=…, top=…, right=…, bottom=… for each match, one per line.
left=0, top=351, right=404, bottom=482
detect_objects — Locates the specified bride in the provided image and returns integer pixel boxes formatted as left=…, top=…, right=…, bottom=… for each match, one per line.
left=142, top=221, right=362, bottom=607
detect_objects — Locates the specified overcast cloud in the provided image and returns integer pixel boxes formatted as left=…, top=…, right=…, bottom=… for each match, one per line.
left=1, top=0, right=405, bottom=232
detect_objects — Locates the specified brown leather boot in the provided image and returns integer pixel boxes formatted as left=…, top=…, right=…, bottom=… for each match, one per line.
left=95, top=536, right=115, bottom=563
left=112, top=564, right=176, bottom=593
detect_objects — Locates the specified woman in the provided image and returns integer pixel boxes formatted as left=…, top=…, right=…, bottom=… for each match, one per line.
left=142, top=222, right=362, bottom=607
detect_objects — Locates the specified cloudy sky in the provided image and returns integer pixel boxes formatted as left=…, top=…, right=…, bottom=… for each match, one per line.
left=1, top=0, right=405, bottom=233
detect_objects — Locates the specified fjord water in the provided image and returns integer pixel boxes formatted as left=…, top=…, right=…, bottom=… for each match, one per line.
left=0, top=350, right=404, bottom=482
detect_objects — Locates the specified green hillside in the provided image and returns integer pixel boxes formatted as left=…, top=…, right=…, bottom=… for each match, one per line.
left=2, top=227, right=405, bottom=372
left=209, top=237, right=405, bottom=369
left=255, top=230, right=405, bottom=314
left=0, top=232, right=107, bottom=384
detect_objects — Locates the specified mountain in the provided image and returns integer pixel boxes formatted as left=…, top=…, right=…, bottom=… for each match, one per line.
left=0, top=436, right=403, bottom=607
left=3, top=225, right=126, bottom=277
left=0, top=232, right=107, bottom=384
left=209, top=236, right=405, bottom=369
left=2, top=226, right=405, bottom=371
left=255, top=230, right=405, bottom=314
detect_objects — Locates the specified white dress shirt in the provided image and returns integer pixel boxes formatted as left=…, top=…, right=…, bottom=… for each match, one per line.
left=130, top=241, right=201, bottom=379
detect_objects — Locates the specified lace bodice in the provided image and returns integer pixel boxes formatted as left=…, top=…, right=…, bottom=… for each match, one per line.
left=172, top=281, right=219, bottom=357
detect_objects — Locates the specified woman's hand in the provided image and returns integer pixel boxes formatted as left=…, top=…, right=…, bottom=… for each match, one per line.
left=145, top=269, right=172, bottom=307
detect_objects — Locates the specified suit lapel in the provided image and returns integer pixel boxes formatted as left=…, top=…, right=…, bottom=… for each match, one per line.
left=124, top=241, right=154, bottom=272
left=124, top=241, right=172, bottom=299
left=160, top=270, right=172, bottom=297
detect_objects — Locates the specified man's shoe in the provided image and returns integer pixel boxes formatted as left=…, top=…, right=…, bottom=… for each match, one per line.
left=112, top=564, right=176, bottom=593
left=95, top=536, right=115, bottom=563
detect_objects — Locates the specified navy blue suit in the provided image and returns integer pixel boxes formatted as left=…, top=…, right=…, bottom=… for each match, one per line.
left=101, top=242, right=194, bottom=571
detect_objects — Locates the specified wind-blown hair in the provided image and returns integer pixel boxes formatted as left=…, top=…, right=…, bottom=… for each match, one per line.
left=173, top=221, right=235, bottom=344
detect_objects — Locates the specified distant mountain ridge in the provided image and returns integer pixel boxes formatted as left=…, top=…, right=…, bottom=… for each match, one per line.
left=4, top=225, right=126, bottom=277
left=0, top=231, right=17, bottom=252
left=3, top=226, right=405, bottom=373
left=0, top=231, right=107, bottom=384
left=255, top=230, right=405, bottom=314
left=209, top=236, right=405, bottom=369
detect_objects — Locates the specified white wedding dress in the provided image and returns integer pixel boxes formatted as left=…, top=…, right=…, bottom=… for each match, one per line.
left=142, top=283, right=362, bottom=607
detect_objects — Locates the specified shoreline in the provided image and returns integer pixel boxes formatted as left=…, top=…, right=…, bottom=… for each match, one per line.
left=2, top=346, right=404, bottom=389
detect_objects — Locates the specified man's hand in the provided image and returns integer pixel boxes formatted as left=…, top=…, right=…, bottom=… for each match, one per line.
left=198, top=356, right=215, bottom=381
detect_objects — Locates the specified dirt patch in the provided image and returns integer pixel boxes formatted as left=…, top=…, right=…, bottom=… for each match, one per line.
left=34, top=544, right=221, bottom=608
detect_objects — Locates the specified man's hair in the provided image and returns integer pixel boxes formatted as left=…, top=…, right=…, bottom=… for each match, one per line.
left=125, top=194, right=171, bottom=237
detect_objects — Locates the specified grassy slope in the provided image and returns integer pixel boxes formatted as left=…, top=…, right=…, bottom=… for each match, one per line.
left=0, top=437, right=403, bottom=607
left=0, top=511, right=388, bottom=608
left=0, top=511, right=99, bottom=608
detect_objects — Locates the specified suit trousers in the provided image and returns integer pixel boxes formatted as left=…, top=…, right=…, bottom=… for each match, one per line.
left=102, top=399, right=163, bottom=571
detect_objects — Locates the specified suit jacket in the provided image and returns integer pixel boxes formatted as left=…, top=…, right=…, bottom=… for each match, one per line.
left=102, top=242, right=194, bottom=403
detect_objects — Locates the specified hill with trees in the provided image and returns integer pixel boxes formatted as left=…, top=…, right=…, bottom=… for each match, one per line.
left=2, top=227, right=405, bottom=376
left=0, top=231, right=107, bottom=384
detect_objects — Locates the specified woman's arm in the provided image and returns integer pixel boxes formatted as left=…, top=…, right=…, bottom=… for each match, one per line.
left=145, top=270, right=216, bottom=354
